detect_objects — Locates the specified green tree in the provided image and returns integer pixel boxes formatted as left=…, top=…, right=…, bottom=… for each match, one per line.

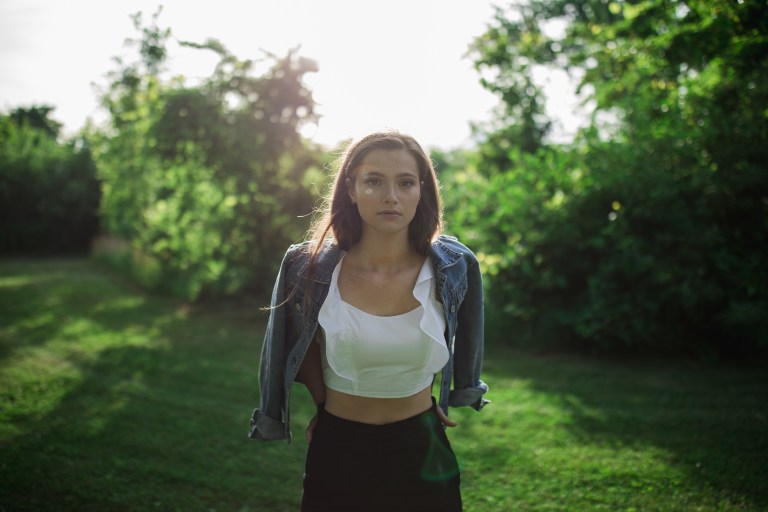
left=459, top=0, right=768, bottom=356
left=0, top=106, right=100, bottom=254
left=8, top=105, right=62, bottom=139
left=93, top=10, right=323, bottom=299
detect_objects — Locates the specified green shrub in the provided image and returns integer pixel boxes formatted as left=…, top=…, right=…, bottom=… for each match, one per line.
left=91, top=11, right=322, bottom=299
left=0, top=111, right=100, bottom=255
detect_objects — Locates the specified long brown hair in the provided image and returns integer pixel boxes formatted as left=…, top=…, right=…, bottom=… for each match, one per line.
left=307, top=130, right=443, bottom=258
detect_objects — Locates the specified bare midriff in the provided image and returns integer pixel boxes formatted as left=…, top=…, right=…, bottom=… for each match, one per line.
left=324, top=384, right=433, bottom=424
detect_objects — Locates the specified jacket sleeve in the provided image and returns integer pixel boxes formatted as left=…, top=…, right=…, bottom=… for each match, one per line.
left=249, top=248, right=295, bottom=441
left=449, top=252, right=490, bottom=411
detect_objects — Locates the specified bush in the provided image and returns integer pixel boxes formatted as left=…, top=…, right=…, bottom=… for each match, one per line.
left=451, top=0, right=768, bottom=358
left=91, top=12, right=322, bottom=299
left=0, top=112, right=100, bottom=255
left=443, top=136, right=768, bottom=357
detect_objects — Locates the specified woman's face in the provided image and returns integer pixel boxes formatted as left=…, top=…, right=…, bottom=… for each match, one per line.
left=347, top=148, right=422, bottom=239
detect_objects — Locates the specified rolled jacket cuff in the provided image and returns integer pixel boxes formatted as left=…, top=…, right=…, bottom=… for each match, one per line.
left=448, top=380, right=490, bottom=411
left=249, top=409, right=287, bottom=441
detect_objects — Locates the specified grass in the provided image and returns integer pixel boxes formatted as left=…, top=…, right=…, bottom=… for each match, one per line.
left=0, top=258, right=766, bottom=511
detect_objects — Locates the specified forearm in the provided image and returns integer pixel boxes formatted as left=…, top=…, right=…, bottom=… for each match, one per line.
left=295, top=334, right=326, bottom=406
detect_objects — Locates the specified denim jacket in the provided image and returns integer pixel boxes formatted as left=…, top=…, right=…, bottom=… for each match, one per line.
left=249, top=235, right=489, bottom=442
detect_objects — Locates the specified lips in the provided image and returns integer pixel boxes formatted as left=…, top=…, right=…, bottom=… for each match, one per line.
left=378, top=210, right=401, bottom=216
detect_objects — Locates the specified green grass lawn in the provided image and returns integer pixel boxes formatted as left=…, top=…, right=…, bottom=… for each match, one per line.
left=1, top=258, right=766, bottom=511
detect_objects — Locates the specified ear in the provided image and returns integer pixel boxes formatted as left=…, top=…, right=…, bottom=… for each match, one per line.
left=346, top=178, right=356, bottom=204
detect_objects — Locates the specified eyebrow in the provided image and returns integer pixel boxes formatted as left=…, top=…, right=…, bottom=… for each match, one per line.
left=360, top=171, right=419, bottom=178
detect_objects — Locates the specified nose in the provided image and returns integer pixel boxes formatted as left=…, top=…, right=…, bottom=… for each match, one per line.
left=383, top=183, right=399, bottom=204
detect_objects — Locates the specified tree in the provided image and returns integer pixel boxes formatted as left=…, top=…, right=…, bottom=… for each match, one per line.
left=8, top=105, right=62, bottom=139
left=0, top=106, right=100, bottom=254
left=457, top=0, right=768, bottom=356
left=92, top=10, right=323, bottom=299
left=469, top=4, right=552, bottom=156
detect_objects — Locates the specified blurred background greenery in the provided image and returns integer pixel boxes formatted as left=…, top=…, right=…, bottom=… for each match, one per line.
left=1, top=0, right=766, bottom=357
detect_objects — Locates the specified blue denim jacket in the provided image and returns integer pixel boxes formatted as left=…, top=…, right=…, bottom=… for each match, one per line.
left=249, top=235, right=489, bottom=442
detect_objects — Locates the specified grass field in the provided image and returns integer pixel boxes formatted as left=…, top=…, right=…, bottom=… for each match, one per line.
left=1, top=258, right=766, bottom=511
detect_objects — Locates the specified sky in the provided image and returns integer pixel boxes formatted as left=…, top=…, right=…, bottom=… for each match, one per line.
left=0, top=0, right=584, bottom=149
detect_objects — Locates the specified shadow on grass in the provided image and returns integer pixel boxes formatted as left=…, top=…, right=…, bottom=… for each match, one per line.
left=0, top=258, right=165, bottom=364
left=4, top=258, right=767, bottom=510
left=0, top=258, right=309, bottom=511
left=469, top=343, right=768, bottom=509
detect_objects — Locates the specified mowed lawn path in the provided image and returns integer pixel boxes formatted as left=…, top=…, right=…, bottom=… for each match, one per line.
left=0, top=258, right=766, bottom=511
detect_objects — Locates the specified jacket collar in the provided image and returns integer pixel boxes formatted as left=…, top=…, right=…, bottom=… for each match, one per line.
left=429, top=236, right=463, bottom=271
left=296, top=242, right=342, bottom=284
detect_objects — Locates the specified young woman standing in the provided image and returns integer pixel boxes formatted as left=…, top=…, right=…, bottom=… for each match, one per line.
left=249, top=131, right=489, bottom=511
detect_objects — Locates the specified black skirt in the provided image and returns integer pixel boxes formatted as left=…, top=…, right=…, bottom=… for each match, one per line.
left=301, top=399, right=462, bottom=512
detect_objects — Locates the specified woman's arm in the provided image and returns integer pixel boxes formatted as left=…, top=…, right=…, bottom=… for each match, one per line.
left=296, top=334, right=326, bottom=406
left=296, top=332, right=326, bottom=443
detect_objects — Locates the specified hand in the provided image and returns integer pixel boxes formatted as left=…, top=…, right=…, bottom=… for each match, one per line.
left=436, top=405, right=458, bottom=428
left=305, top=413, right=319, bottom=444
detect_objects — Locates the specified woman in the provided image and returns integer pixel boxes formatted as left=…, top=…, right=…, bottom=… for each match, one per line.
left=249, top=131, right=489, bottom=511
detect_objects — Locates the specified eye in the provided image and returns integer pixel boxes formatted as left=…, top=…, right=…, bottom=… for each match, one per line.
left=364, top=178, right=383, bottom=186
left=399, top=179, right=416, bottom=188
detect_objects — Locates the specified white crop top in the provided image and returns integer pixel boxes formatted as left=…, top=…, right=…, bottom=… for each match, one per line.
left=317, top=255, right=449, bottom=398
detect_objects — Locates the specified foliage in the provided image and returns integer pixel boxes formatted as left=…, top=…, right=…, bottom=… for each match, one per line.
left=430, top=146, right=473, bottom=181
left=7, top=105, right=62, bottom=139
left=2, top=258, right=766, bottom=510
left=0, top=106, right=100, bottom=255
left=457, top=0, right=768, bottom=355
left=93, top=10, right=323, bottom=299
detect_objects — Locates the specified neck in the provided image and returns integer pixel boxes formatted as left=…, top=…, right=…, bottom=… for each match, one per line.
left=349, top=230, right=417, bottom=270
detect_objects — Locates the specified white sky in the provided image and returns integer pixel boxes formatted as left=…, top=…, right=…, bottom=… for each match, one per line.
left=0, top=0, right=584, bottom=149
